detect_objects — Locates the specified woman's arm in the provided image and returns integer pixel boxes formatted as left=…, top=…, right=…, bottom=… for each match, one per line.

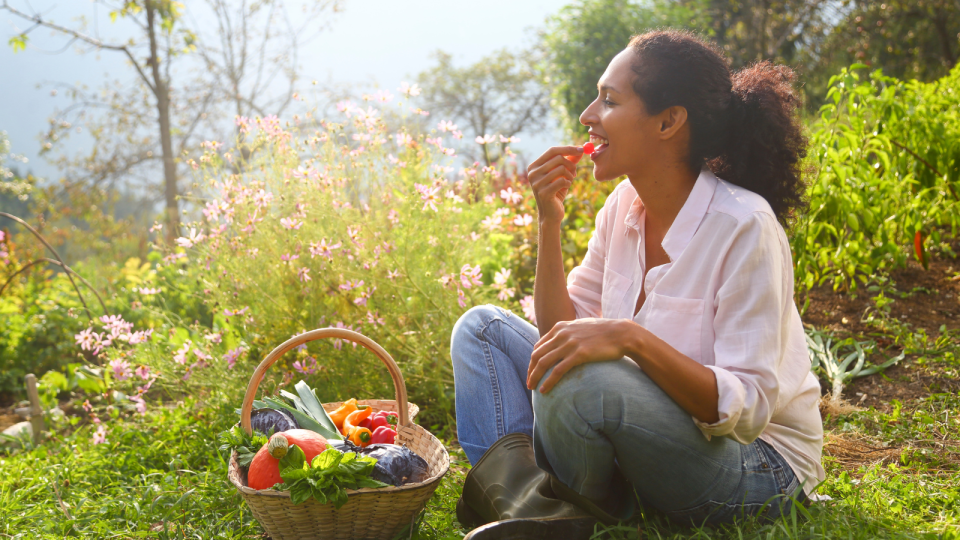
left=534, top=219, right=577, bottom=336
left=525, top=146, right=584, bottom=336
left=621, top=321, right=720, bottom=424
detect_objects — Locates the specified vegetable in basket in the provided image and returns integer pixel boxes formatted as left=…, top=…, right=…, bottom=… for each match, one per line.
left=370, top=425, right=397, bottom=445
left=248, top=430, right=329, bottom=490
left=277, top=444, right=390, bottom=507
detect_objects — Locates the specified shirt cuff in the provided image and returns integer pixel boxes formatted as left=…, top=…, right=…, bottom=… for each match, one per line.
left=692, top=365, right=745, bottom=441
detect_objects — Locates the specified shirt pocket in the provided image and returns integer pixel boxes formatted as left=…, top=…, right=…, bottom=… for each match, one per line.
left=643, top=292, right=704, bottom=362
left=600, top=265, right=633, bottom=319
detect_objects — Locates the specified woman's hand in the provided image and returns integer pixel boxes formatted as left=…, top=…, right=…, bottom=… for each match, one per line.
left=526, top=318, right=630, bottom=393
left=525, top=146, right=584, bottom=224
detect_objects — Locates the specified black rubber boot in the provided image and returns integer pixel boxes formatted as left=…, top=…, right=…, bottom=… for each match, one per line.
left=458, top=433, right=634, bottom=540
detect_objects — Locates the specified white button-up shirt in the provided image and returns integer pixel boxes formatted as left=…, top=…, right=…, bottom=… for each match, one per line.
left=566, top=168, right=825, bottom=495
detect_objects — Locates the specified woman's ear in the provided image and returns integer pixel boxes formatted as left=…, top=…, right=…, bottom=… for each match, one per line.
left=657, top=105, right=688, bottom=140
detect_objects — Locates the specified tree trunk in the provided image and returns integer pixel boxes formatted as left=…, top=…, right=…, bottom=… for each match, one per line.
left=932, top=6, right=957, bottom=67
left=146, top=1, right=179, bottom=242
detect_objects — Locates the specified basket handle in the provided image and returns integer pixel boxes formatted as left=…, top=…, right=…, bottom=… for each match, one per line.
left=240, top=327, right=409, bottom=436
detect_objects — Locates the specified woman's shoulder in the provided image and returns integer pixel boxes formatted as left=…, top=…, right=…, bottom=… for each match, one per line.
left=708, top=176, right=779, bottom=226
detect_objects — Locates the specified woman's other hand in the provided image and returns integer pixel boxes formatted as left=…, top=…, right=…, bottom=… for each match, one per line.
left=527, top=318, right=632, bottom=393
left=525, top=146, right=583, bottom=224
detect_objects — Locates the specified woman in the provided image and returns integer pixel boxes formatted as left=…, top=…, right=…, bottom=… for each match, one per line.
left=450, top=30, right=824, bottom=524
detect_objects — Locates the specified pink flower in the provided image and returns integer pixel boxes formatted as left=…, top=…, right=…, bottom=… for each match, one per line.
left=437, top=120, right=458, bottom=132
left=129, top=394, right=146, bottom=415
left=520, top=295, right=536, bottom=324
left=475, top=134, right=496, bottom=145
left=460, top=264, right=482, bottom=289
left=82, top=400, right=92, bottom=413
left=205, top=332, right=222, bottom=344
left=280, top=217, right=303, bottom=230
left=347, top=226, right=363, bottom=247
left=387, top=269, right=400, bottom=280
left=92, top=424, right=107, bottom=445
left=252, top=189, right=274, bottom=209
left=309, top=238, right=342, bottom=259
left=75, top=327, right=97, bottom=351
left=339, top=279, right=364, bottom=291
left=419, top=185, right=441, bottom=212
left=500, top=187, right=522, bottom=205
left=223, top=347, right=245, bottom=369
left=353, top=286, right=376, bottom=307
left=149, top=222, right=163, bottom=233
left=499, top=134, right=520, bottom=144
left=336, top=100, right=356, bottom=116
left=457, top=287, right=467, bottom=308
left=398, top=82, right=422, bottom=96
left=127, top=329, right=153, bottom=345
left=387, top=209, right=400, bottom=225
left=366, top=310, right=385, bottom=326
left=235, top=116, right=251, bottom=133
left=481, top=214, right=503, bottom=231
left=135, top=366, right=151, bottom=380
left=298, top=267, right=312, bottom=282
left=281, top=253, right=300, bottom=262
left=513, top=213, right=533, bottom=227
left=293, top=356, right=319, bottom=375
left=173, top=341, right=192, bottom=365
left=452, top=130, right=463, bottom=140
left=137, top=287, right=161, bottom=295
left=224, top=306, right=249, bottom=318
left=332, top=322, right=357, bottom=350
left=175, top=228, right=205, bottom=249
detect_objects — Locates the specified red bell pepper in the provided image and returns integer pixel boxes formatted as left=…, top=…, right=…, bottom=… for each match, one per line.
left=371, top=425, right=397, bottom=444
left=369, top=411, right=399, bottom=431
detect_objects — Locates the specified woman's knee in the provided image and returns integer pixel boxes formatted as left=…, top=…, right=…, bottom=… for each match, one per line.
left=532, top=359, right=668, bottom=427
left=451, top=305, right=497, bottom=345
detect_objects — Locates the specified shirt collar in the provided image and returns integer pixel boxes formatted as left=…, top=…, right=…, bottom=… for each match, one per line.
left=622, top=167, right=719, bottom=262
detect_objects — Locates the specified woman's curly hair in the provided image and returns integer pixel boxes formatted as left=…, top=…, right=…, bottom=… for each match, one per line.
left=627, top=30, right=808, bottom=223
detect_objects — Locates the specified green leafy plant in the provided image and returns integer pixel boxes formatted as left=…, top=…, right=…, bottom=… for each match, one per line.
left=218, top=424, right=268, bottom=468
left=805, top=326, right=905, bottom=401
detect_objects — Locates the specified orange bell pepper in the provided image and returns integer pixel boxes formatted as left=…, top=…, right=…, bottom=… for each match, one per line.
left=328, top=398, right=359, bottom=432
left=342, top=407, right=373, bottom=439
left=348, top=427, right=373, bottom=447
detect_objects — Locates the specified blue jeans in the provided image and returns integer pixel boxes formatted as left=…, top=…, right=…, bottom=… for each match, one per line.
left=450, top=304, right=807, bottom=524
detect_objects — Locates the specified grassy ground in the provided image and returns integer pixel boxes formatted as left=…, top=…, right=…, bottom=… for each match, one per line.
left=2, top=261, right=960, bottom=539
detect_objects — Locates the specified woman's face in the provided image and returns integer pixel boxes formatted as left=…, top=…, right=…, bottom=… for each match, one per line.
left=579, top=49, right=663, bottom=182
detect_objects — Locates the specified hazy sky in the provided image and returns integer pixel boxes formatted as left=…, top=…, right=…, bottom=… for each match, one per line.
left=0, top=0, right=573, bottom=182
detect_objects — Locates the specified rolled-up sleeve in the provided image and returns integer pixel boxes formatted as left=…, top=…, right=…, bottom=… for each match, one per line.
left=695, top=212, right=787, bottom=444
left=565, top=188, right=617, bottom=320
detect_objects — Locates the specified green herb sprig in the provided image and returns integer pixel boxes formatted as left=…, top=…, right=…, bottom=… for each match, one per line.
left=278, top=444, right=388, bottom=507
left=218, top=425, right=268, bottom=468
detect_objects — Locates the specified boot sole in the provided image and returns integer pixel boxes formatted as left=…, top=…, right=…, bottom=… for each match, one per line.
left=464, top=517, right=598, bottom=540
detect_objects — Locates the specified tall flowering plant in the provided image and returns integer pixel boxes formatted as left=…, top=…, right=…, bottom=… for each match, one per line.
left=145, top=87, right=546, bottom=422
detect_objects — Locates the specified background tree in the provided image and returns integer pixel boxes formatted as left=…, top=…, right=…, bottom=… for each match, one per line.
left=802, top=0, right=960, bottom=107
left=3, top=0, right=195, bottom=241
left=537, top=0, right=657, bottom=139
left=2, top=0, right=341, bottom=239
left=416, top=49, right=551, bottom=166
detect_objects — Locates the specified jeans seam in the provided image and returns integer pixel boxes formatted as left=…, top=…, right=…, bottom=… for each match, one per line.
left=476, top=315, right=506, bottom=440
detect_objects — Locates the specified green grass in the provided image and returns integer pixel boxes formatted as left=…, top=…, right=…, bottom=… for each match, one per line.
left=2, top=396, right=958, bottom=540
left=2, top=298, right=959, bottom=539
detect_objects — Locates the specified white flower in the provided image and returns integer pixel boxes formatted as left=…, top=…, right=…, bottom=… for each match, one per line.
left=175, top=228, right=205, bottom=248
left=398, top=82, right=422, bottom=96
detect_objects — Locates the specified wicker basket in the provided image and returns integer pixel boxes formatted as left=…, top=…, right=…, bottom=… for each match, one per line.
left=228, top=327, right=450, bottom=540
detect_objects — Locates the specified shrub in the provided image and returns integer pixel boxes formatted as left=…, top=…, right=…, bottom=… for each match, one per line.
left=793, top=63, right=960, bottom=296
